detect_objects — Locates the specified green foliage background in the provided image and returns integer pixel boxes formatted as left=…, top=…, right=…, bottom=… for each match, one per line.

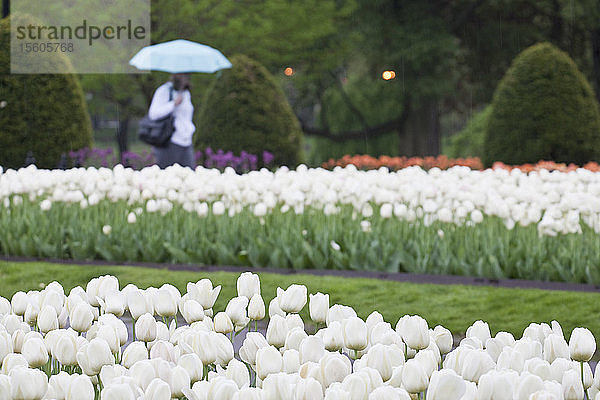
left=484, top=42, right=600, bottom=166
left=0, top=15, right=92, bottom=169
left=444, top=105, right=491, bottom=160
left=195, top=54, right=303, bottom=167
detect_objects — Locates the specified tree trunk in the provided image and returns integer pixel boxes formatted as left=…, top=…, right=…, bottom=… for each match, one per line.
left=117, top=117, right=130, bottom=165
left=592, top=28, right=600, bottom=104
left=400, top=99, right=440, bottom=157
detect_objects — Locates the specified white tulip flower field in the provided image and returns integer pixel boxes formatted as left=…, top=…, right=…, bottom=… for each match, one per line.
left=1, top=164, right=600, bottom=283
left=0, top=272, right=598, bottom=400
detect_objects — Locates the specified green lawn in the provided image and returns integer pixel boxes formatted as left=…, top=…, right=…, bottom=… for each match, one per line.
left=1, top=261, right=599, bottom=343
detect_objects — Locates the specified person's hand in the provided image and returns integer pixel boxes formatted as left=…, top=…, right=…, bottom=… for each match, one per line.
left=174, top=95, right=183, bottom=105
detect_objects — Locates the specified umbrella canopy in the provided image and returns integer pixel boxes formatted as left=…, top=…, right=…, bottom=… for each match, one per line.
left=129, top=39, right=232, bottom=73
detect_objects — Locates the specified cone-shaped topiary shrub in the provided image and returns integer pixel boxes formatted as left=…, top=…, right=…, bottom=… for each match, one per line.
left=0, top=15, right=92, bottom=169
left=446, top=105, right=491, bottom=159
left=484, top=42, right=600, bottom=166
left=195, top=54, right=303, bottom=167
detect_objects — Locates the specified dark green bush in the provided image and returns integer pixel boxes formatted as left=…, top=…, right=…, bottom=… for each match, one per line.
left=0, top=15, right=92, bottom=169
left=484, top=42, right=600, bottom=166
left=195, top=54, right=303, bottom=167
left=445, top=105, right=491, bottom=159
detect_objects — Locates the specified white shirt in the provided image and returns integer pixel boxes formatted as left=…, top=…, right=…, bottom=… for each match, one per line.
left=148, top=82, right=196, bottom=147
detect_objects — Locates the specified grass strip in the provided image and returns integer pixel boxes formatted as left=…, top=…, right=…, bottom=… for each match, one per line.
left=1, top=260, right=599, bottom=341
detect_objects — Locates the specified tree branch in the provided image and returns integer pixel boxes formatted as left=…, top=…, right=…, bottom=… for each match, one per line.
left=299, top=95, right=411, bottom=142
left=330, top=72, right=369, bottom=129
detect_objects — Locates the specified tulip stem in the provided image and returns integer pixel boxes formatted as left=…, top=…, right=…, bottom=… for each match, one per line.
left=244, top=361, right=255, bottom=387
left=581, top=361, right=589, bottom=400
left=97, top=374, right=103, bottom=393
left=132, top=318, right=136, bottom=341
left=254, top=320, right=258, bottom=332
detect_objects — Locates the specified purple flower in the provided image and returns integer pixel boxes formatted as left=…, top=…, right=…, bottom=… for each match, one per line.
left=263, top=151, right=274, bottom=165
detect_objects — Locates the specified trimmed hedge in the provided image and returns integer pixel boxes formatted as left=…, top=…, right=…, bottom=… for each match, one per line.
left=195, top=54, right=303, bottom=167
left=0, top=15, right=92, bottom=169
left=483, top=42, right=600, bottom=167
left=445, top=105, right=491, bottom=159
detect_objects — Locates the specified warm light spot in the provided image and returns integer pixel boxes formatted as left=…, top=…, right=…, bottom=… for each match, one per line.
left=382, top=70, right=396, bottom=80
left=284, top=67, right=294, bottom=76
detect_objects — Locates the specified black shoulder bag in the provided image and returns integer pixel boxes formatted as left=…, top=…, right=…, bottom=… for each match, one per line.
left=138, top=85, right=175, bottom=147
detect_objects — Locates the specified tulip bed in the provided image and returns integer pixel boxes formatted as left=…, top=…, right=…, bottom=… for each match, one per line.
left=1, top=164, right=600, bottom=284
left=0, top=271, right=599, bottom=400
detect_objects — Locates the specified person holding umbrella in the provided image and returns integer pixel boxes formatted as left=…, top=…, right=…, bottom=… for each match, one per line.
left=129, top=39, right=233, bottom=169
left=148, top=73, right=195, bottom=168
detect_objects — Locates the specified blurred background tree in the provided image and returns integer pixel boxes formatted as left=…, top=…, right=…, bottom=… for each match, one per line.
left=2, top=0, right=599, bottom=167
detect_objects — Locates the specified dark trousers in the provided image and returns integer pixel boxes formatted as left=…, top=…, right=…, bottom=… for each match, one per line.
left=153, top=141, right=195, bottom=169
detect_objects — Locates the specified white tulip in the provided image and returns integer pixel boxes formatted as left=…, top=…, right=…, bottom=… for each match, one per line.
left=126, top=290, right=152, bottom=321
left=69, top=302, right=94, bottom=333
left=248, top=294, right=266, bottom=321
left=0, top=353, right=28, bottom=375
left=396, top=315, right=429, bottom=351
left=9, top=367, right=48, bottom=400
left=299, top=336, right=325, bottom=364
left=181, top=299, right=204, bottom=324
left=323, top=321, right=344, bottom=352
left=122, top=341, right=149, bottom=368
left=35, top=305, right=58, bottom=334
left=283, top=349, right=301, bottom=374
left=342, top=316, right=368, bottom=352
left=102, top=290, right=125, bottom=317
left=266, top=314, right=288, bottom=348
left=21, top=337, right=48, bottom=368
left=516, top=373, right=545, bottom=400
left=187, top=279, right=221, bottom=310
left=569, top=327, right=596, bottom=362
left=145, top=378, right=171, bottom=400
left=0, top=330, right=13, bottom=363
left=191, top=331, right=218, bottom=366
left=100, top=383, right=138, bottom=400
left=319, top=351, right=352, bottom=388
left=170, top=365, right=191, bottom=398
left=432, top=325, right=453, bottom=355
left=212, top=201, right=225, bottom=215
left=213, top=331, right=235, bottom=366
left=223, top=358, right=250, bottom=389
left=427, top=369, right=466, bottom=400
left=277, top=285, right=307, bottom=314
left=129, top=360, right=156, bottom=392
left=237, top=272, right=261, bottom=299
left=562, top=368, right=584, bottom=400
left=214, top=312, right=234, bottom=334
left=295, top=377, right=323, bottom=400
left=401, top=358, right=429, bottom=394
left=239, top=332, right=269, bottom=366
left=256, top=345, right=283, bottom=381
left=66, top=374, right=94, bottom=400
left=543, top=333, right=570, bottom=363
left=54, top=333, right=78, bottom=366
left=11, top=291, right=29, bottom=316
left=126, top=211, right=138, bottom=224
left=135, top=313, right=157, bottom=342
left=76, top=338, right=115, bottom=376
left=466, top=320, right=491, bottom=344
left=225, top=296, right=250, bottom=328
left=309, top=293, right=329, bottom=325
left=153, top=289, right=177, bottom=318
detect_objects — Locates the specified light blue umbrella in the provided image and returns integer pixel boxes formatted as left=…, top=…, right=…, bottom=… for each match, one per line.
left=129, top=39, right=232, bottom=73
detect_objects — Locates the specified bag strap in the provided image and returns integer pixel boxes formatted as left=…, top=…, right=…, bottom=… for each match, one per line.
left=169, top=82, right=174, bottom=101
